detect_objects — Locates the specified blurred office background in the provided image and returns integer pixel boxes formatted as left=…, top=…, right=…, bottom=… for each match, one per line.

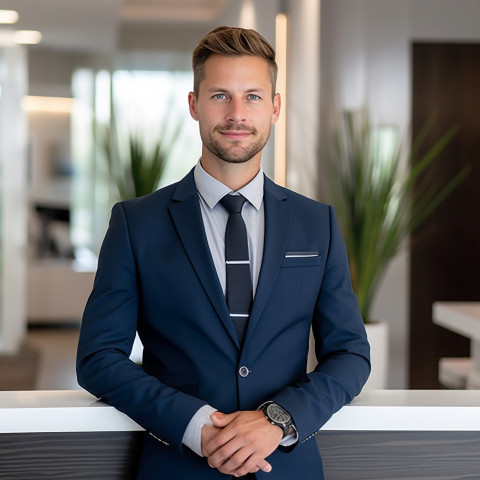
left=0, top=0, right=479, bottom=392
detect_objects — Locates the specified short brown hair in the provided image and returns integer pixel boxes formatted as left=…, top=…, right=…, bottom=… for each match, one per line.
left=192, top=26, right=278, bottom=97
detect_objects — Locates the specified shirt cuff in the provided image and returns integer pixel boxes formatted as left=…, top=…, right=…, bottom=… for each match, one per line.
left=280, top=428, right=298, bottom=447
left=181, top=404, right=217, bottom=457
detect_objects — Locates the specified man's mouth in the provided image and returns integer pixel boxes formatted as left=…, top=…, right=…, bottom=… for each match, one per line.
left=220, top=131, right=252, bottom=140
left=217, top=126, right=256, bottom=140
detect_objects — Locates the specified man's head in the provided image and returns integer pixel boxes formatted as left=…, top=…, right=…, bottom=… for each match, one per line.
left=192, top=26, right=278, bottom=98
left=188, top=26, right=281, bottom=173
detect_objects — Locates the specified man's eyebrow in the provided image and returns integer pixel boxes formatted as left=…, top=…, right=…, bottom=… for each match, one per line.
left=207, top=87, right=267, bottom=94
left=245, top=87, right=266, bottom=94
left=208, top=87, right=227, bottom=91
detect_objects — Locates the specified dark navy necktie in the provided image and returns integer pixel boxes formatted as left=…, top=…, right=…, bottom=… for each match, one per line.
left=220, top=194, right=253, bottom=344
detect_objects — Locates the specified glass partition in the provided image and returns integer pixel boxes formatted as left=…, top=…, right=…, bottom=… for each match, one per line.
left=71, top=67, right=200, bottom=260
left=0, top=45, right=28, bottom=353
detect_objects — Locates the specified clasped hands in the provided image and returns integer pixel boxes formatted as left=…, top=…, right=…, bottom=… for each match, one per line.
left=201, top=410, right=283, bottom=477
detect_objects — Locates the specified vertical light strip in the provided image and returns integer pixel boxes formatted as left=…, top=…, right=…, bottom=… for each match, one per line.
left=274, top=13, right=288, bottom=187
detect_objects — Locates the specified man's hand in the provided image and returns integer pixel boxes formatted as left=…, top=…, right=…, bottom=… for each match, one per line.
left=201, top=410, right=283, bottom=477
left=201, top=422, right=222, bottom=457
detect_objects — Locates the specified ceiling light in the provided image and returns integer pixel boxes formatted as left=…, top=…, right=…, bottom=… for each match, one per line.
left=22, top=96, right=74, bottom=114
left=0, top=10, right=19, bottom=24
left=13, top=30, right=42, bottom=45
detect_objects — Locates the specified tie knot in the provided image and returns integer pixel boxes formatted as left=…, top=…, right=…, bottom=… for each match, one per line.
left=220, top=194, right=246, bottom=215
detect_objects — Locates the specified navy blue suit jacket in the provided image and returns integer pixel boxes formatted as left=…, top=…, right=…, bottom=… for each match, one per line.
left=76, top=170, right=370, bottom=479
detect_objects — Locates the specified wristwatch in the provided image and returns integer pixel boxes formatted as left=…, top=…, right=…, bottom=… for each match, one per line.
left=260, top=402, right=293, bottom=437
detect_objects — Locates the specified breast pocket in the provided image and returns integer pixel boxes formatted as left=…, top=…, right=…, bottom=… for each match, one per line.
left=281, top=251, right=322, bottom=268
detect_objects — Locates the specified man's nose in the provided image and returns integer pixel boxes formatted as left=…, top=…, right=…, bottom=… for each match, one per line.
left=225, top=97, right=246, bottom=123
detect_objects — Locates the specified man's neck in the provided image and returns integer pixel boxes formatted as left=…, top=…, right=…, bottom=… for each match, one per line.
left=199, top=155, right=261, bottom=192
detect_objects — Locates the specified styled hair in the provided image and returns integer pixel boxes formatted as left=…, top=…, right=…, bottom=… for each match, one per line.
left=192, top=26, right=278, bottom=97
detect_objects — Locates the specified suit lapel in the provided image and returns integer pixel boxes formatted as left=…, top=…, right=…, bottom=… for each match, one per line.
left=168, top=171, right=240, bottom=348
left=245, top=177, right=293, bottom=342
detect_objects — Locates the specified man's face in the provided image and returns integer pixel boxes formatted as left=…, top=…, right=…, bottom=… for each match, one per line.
left=188, top=54, right=280, bottom=166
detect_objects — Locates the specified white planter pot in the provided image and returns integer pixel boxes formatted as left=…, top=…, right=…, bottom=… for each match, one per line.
left=363, top=321, right=389, bottom=390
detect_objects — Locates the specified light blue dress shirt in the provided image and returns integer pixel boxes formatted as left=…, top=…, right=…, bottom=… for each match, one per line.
left=182, top=161, right=296, bottom=456
left=193, top=160, right=265, bottom=296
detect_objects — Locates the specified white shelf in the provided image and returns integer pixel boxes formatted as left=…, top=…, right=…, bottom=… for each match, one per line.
left=433, top=302, right=480, bottom=339
left=433, top=301, right=480, bottom=376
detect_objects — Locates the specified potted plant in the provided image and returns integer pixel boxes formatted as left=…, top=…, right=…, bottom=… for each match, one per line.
left=101, top=116, right=183, bottom=201
left=327, top=109, right=468, bottom=388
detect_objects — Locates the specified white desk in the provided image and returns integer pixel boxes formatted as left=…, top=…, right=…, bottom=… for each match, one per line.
left=433, top=301, right=480, bottom=388
left=27, top=260, right=95, bottom=323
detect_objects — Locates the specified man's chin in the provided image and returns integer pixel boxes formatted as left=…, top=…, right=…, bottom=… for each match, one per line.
left=213, top=147, right=259, bottom=164
left=203, top=138, right=265, bottom=165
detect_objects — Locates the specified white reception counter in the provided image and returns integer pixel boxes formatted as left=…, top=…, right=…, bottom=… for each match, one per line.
left=1, top=389, right=480, bottom=479
left=2, top=389, right=480, bottom=433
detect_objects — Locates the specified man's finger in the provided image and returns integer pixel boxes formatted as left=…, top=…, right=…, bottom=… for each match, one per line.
left=207, top=436, right=244, bottom=469
left=210, top=411, right=233, bottom=427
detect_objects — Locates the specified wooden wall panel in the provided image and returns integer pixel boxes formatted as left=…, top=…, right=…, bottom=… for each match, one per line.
left=410, top=42, right=480, bottom=388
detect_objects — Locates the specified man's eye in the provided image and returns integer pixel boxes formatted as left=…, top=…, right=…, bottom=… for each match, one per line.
left=212, top=93, right=227, bottom=99
left=247, top=94, right=260, bottom=101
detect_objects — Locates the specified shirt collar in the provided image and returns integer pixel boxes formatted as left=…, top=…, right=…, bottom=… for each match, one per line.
left=194, top=160, right=264, bottom=211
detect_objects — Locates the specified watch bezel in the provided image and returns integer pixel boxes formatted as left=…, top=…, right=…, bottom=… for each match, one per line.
left=261, top=402, right=292, bottom=435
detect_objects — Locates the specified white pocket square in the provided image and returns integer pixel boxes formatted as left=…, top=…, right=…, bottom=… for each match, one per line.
left=284, top=251, right=319, bottom=258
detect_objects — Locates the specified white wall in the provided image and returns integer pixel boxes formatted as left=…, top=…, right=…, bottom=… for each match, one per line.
left=320, top=0, right=480, bottom=388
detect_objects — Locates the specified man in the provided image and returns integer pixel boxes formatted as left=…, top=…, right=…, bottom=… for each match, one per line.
left=77, top=26, right=370, bottom=479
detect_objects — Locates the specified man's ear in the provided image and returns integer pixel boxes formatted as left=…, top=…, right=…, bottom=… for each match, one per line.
left=188, top=91, right=199, bottom=121
left=271, top=92, right=281, bottom=125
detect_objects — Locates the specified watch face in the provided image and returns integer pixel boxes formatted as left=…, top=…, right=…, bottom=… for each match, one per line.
left=267, top=403, right=291, bottom=425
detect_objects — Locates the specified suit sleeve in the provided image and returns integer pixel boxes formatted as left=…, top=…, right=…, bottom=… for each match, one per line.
left=271, top=205, right=371, bottom=445
left=76, top=202, right=207, bottom=451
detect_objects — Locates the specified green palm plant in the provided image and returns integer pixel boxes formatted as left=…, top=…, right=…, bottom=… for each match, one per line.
left=328, top=110, right=469, bottom=322
left=102, top=117, right=182, bottom=200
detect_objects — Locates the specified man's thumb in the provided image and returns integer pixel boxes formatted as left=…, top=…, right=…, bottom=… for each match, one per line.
left=210, top=411, right=229, bottom=426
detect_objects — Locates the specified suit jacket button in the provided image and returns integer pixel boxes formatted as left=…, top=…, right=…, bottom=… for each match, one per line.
left=239, top=366, right=250, bottom=378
